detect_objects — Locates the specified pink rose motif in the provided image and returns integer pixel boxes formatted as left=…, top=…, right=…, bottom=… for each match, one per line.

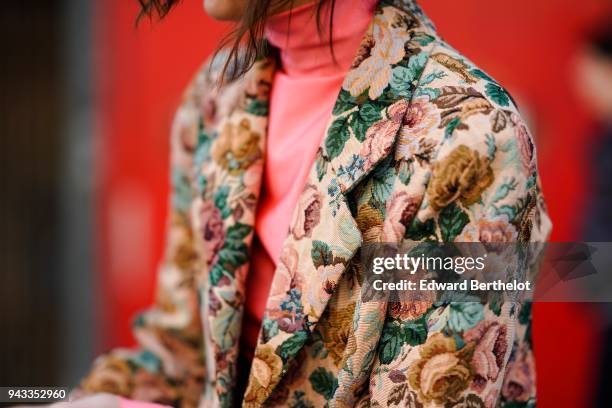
left=388, top=298, right=432, bottom=321
left=360, top=100, right=409, bottom=167
left=510, top=113, right=536, bottom=176
left=388, top=99, right=410, bottom=121
left=277, top=316, right=304, bottom=333
left=511, top=115, right=536, bottom=177
left=290, top=184, right=322, bottom=240
left=208, top=288, right=221, bottom=314
left=397, top=97, right=440, bottom=161
left=456, top=216, right=518, bottom=243
left=202, top=96, right=217, bottom=128
left=305, top=262, right=345, bottom=313
left=268, top=246, right=302, bottom=315
left=464, top=320, right=509, bottom=392
left=479, top=217, right=518, bottom=243
left=388, top=369, right=407, bottom=383
left=383, top=191, right=421, bottom=241
left=200, top=200, right=224, bottom=266
left=502, top=346, right=536, bottom=402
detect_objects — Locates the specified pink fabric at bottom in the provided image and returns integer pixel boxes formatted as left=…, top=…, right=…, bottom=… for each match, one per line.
left=119, top=397, right=171, bottom=408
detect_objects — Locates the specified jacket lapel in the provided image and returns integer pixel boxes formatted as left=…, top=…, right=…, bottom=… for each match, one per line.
left=242, top=1, right=438, bottom=405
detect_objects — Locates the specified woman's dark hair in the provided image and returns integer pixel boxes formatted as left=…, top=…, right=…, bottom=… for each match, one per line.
left=137, top=0, right=336, bottom=82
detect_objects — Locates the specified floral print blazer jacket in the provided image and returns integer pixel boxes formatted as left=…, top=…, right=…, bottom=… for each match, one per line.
left=81, top=1, right=552, bottom=407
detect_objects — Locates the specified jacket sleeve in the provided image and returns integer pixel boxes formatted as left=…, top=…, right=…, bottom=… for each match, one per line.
left=77, top=71, right=207, bottom=408
left=364, top=100, right=552, bottom=407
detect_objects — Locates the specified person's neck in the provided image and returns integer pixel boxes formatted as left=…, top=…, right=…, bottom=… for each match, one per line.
left=265, top=0, right=376, bottom=77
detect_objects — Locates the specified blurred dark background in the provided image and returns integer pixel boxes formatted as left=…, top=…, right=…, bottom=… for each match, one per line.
left=0, top=0, right=93, bottom=387
left=0, top=0, right=611, bottom=407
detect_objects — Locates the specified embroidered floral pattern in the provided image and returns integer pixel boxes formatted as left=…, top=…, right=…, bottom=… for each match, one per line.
left=427, top=145, right=494, bottom=211
left=407, top=333, right=475, bottom=405
left=290, top=184, right=322, bottom=240
left=243, top=344, right=283, bottom=407
left=79, top=1, right=551, bottom=407
left=343, top=7, right=411, bottom=99
left=396, top=96, right=440, bottom=161
left=211, top=118, right=262, bottom=175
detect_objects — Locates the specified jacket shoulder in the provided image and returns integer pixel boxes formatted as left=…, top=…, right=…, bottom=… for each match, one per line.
left=416, top=40, right=523, bottom=139
left=171, top=48, right=248, bottom=148
left=180, top=48, right=242, bottom=114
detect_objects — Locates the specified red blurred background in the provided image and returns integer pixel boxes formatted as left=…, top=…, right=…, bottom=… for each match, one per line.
left=94, top=1, right=612, bottom=406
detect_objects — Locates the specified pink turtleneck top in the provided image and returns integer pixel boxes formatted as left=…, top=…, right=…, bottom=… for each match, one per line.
left=241, top=0, right=376, bottom=360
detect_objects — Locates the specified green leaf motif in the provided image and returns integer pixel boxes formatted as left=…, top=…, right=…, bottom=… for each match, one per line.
left=419, top=71, right=446, bottom=88
left=349, top=115, right=368, bottom=142
left=485, top=83, right=510, bottom=107
left=445, top=117, right=462, bottom=139
left=171, top=169, right=192, bottom=213
left=332, top=89, right=357, bottom=115
left=447, top=303, right=484, bottom=332
left=390, top=66, right=413, bottom=97
left=350, top=102, right=382, bottom=142
left=390, top=53, right=427, bottom=97
left=309, top=368, right=338, bottom=400
left=359, top=102, right=383, bottom=123
left=470, top=68, right=494, bottom=82
left=405, top=218, right=436, bottom=241
left=439, top=203, right=469, bottom=242
left=489, top=293, right=503, bottom=316
left=378, top=325, right=402, bottom=365
left=325, top=116, right=351, bottom=159
left=210, top=264, right=225, bottom=285
left=496, top=204, right=518, bottom=221
left=261, top=318, right=279, bottom=342
left=397, top=160, right=412, bottom=185
left=369, top=158, right=395, bottom=210
left=129, top=350, right=162, bottom=373
left=311, top=240, right=333, bottom=268
left=212, top=305, right=240, bottom=350
left=416, top=86, right=440, bottom=100
left=486, top=133, right=497, bottom=161
left=277, top=331, right=308, bottom=363
left=226, top=223, right=252, bottom=241
left=245, top=99, right=268, bottom=116
left=403, top=315, right=428, bottom=346
left=218, top=240, right=249, bottom=269
left=214, top=186, right=230, bottom=219
left=518, top=302, right=532, bottom=325
left=412, top=32, right=435, bottom=46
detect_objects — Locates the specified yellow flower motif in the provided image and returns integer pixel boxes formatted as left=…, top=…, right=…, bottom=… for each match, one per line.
left=427, top=145, right=493, bottom=211
left=343, top=9, right=410, bottom=99
left=408, top=332, right=474, bottom=405
left=243, top=344, right=283, bottom=407
left=319, top=302, right=356, bottom=367
left=211, top=118, right=262, bottom=175
left=80, top=355, right=133, bottom=397
left=356, top=203, right=384, bottom=242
